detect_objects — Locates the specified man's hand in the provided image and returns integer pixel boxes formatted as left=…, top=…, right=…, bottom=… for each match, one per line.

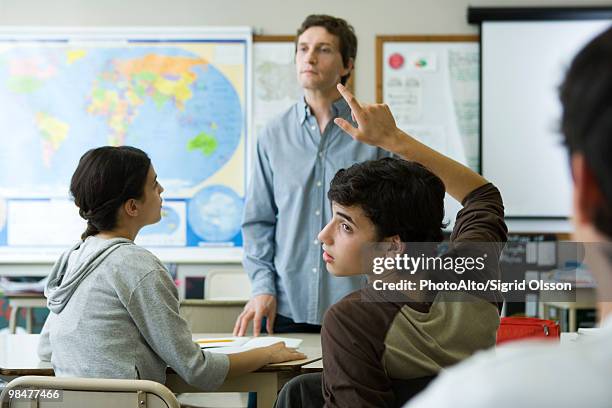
left=334, top=83, right=403, bottom=151
left=233, top=294, right=277, bottom=337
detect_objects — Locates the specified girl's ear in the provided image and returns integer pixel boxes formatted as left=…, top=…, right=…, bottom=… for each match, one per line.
left=123, top=198, right=139, bottom=217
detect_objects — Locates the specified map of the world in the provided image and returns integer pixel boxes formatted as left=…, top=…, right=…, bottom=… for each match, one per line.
left=0, top=36, right=248, bottom=252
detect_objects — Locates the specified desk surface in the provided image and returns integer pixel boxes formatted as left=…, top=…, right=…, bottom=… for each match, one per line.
left=0, top=332, right=321, bottom=376
left=300, top=359, right=323, bottom=372
left=4, top=293, right=45, bottom=299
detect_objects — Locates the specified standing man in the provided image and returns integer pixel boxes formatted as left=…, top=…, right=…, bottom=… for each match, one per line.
left=234, top=15, right=388, bottom=336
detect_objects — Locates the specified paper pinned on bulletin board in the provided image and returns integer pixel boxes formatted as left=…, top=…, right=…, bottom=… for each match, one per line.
left=377, top=35, right=480, bottom=230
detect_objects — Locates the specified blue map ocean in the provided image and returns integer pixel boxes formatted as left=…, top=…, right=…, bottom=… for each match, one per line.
left=0, top=44, right=245, bottom=246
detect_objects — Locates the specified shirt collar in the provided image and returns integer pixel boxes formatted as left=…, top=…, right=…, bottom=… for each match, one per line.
left=298, top=95, right=351, bottom=125
left=297, top=96, right=309, bottom=125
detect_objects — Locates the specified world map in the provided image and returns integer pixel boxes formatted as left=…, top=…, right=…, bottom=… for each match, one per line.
left=0, top=40, right=247, bottom=249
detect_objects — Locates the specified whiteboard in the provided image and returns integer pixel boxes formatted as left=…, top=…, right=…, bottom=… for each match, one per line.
left=481, top=20, right=611, bottom=218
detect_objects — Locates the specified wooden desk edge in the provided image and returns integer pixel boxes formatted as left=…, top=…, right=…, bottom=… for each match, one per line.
left=0, top=368, right=54, bottom=376
left=258, top=356, right=322, bottom=372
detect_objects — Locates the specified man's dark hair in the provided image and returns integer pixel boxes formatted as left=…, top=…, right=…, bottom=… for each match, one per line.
left=296, top=14, right=357, bottom=85
left=328, top=157, right=447, bottom=242
left=560, top=25, right=612, bottom=238
left=70, top=146, right=151, bottom=240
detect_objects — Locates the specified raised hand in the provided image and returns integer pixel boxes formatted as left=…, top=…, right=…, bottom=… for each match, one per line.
left=334, top=83, right=402, bottom=151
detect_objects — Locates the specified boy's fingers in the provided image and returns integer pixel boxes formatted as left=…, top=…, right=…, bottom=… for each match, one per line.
left=334, top=118, right=359, bottom=138
left=337, top=84, right=364, bottom=118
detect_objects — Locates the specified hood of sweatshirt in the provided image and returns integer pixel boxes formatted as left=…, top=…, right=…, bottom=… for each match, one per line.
left=45, top=237, right=133, bottom=313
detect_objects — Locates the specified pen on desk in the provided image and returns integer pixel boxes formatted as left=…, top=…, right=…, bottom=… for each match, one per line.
left=196, top=339, right=235, bottom=344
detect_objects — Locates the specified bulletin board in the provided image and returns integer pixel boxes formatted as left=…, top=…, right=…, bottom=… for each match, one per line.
left=376, top=35, right=479, bottom=229
left=252, top=35, right=302, bottom=140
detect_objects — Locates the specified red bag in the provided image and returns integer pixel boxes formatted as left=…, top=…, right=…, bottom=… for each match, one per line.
left=496, top=317, right=560, bottom=345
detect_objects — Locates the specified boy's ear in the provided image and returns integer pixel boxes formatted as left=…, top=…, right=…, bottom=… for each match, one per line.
left=123, top=199, right=139, bottom=218
left=384, top=235, right=404, bottom=256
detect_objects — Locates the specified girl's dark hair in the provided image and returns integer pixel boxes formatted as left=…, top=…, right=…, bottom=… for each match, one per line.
left=328, top=158, right=448, bottom=243
left=70, top=146, right=151, bottom=240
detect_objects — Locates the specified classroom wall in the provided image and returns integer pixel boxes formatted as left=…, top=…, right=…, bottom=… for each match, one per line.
left=1, top=0, right=610, bottom=102
left=0, top=0, right=607, bottom=284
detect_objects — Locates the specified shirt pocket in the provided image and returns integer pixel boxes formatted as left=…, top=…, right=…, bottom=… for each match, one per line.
left=273, top=159, right=316, bottom=207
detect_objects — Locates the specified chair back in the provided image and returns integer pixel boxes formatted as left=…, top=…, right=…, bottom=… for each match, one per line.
left=179, top=299, right=246, bottom=332
left=0, top=376, right=180, bottom=408
left=204, top=269, right=250, bottom=300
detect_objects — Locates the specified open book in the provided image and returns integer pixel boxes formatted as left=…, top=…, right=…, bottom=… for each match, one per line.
left=195, top=336, right=302, bottom=354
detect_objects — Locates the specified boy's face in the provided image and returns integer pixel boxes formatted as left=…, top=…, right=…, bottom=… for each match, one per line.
left=317, top=202, right=379, bottom=276
left=295, top=26, right=351, bottom=92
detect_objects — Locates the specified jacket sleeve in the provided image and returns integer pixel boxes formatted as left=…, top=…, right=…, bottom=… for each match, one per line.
left=321, top=298, right=396, bottom=408
left=127, top=269, right=230, bottom=391
left=451, top=183, right=507, bottom=244
left=445, top=182, right=508, bottom=307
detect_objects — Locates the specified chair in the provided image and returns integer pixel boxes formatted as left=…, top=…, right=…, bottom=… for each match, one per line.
left=276, top=372, right=436, bottom=408
left=6, top=293, right=47, bottom=334
left=179, top=299, right=246, bottom=333
left=0, top=376, right=180, bottom=408
left=204, top=269, right=251, bottom=300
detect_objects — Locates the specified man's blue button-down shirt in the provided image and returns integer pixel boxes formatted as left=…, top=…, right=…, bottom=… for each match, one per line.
left=242, top=96, right=390, bottom=324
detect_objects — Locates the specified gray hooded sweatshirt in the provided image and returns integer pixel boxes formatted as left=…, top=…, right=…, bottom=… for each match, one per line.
left=38, top=236, right=229, bottom=390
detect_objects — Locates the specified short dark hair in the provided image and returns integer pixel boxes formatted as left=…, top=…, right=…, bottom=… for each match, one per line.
left=328, top=157, right=447, bottom=242
left=560, top=25, right=612, bottom=238
left=70, top=146, right=151, bottom=240
left=296, top=14, right=357, bottom=85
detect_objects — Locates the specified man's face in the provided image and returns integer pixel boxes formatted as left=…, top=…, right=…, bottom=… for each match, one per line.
left=295, top=26, right=351, bottom=92
left=317, top=202, right=378, bottom=276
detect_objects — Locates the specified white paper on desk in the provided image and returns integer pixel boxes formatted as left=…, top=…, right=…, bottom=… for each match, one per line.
left=204, top=337, right=302, bottom=355
left=242, top=337, right=302, bottom=349
left=577, top=328, right=601, bottom=336
left=196, top=337, right=250, bottom=349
